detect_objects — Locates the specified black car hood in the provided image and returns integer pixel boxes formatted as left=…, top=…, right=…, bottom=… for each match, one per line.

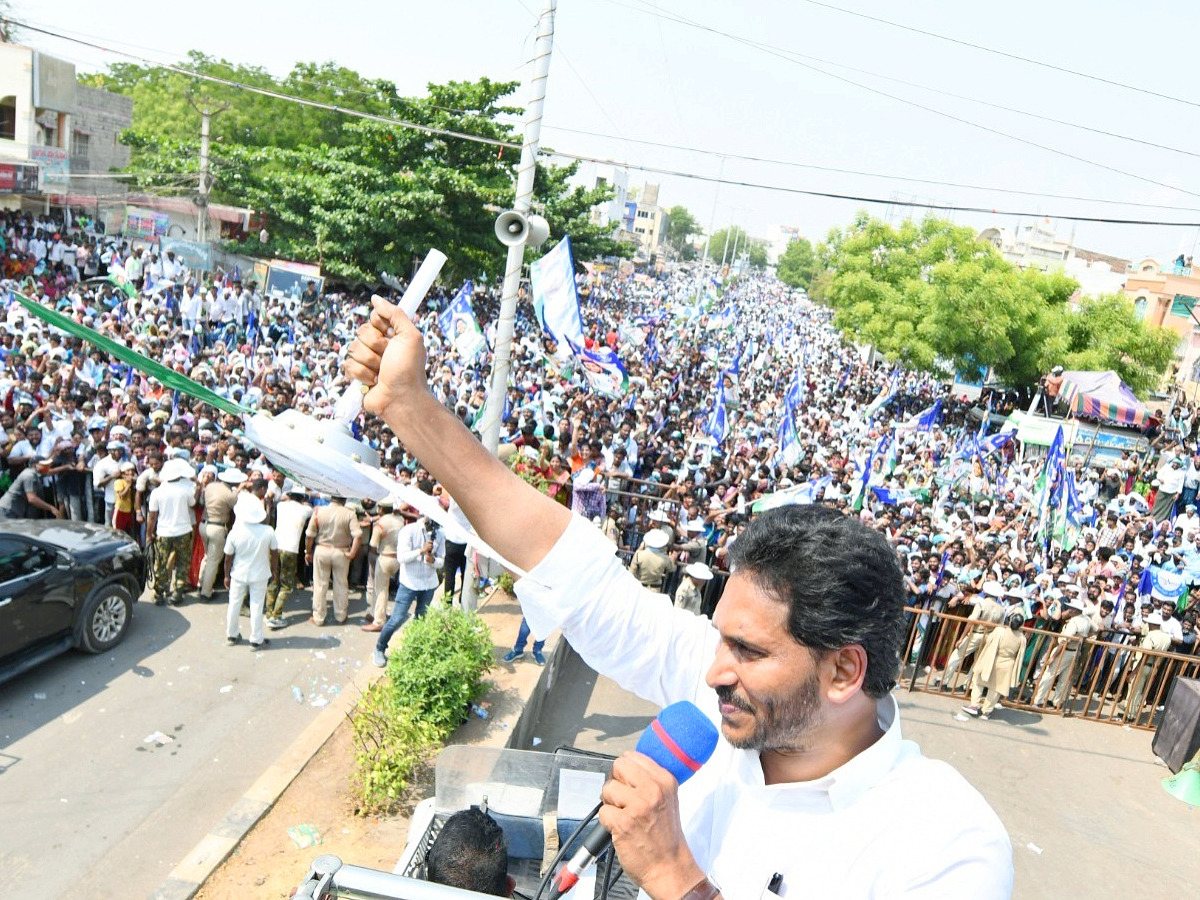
left=1, top=519, right=141, bottom=553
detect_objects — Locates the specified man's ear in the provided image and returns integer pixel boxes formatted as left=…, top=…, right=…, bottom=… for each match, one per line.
left=506, top=875, right=517, bottom=897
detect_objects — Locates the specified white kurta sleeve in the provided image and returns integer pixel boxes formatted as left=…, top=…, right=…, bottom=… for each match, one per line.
left=515, top=513, right=719, bottom=709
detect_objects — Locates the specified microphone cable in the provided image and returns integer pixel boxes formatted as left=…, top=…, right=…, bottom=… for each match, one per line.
left=533, top=801, right=606, bottom=900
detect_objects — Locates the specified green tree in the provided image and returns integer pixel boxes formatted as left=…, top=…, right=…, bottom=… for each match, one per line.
left=818, top=214, right=1175, bottom=393
left=777, top=237, right=817, bottom=290
left=747, top=240, right=769, bottom=269
left=664, top=204, right=702, bottom=253
left=82, top=55, right=629, bottom=280
left=1060, top=294, right=1178, bottom=396
left=707, top=226, right=749, bottom=264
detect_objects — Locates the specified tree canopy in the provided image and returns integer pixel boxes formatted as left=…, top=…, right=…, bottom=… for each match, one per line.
left=707, top=226, right=767, bottom=269
left=816, top=214, right=1176, bottom=396
left=82, top=54, right=629, bottom=281
left=777, top=237, right=816, bottom=290
left=664, top=204, right=702, bottom=256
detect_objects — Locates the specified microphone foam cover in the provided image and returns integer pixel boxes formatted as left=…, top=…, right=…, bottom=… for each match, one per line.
left=635, top=700, right=719, bottom=785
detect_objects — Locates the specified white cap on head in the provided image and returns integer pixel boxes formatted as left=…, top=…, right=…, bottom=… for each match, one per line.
left=981, top=581, right=1005, bottom=598
left=685, top=562, right=714, bottom=581
left=233, top=493, right=267, bottom=524
left=218, top=467, right=247, bottom=485
left=160, top=458, right=196, bottom=482
left=644, top=530, right=670, bottom=550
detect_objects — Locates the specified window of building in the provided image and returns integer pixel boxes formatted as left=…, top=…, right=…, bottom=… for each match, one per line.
left=73, top=131, right=90, bottom=156
left=636, top=210, right=649, bottom=218
left=1171, top=295, right=1197, bottom=318
left=1134, top=297, right=1148, bottom=320
left=0, top=96, right=16, bottom=141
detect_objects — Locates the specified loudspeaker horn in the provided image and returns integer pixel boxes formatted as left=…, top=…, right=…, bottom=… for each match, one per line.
left=495, top=211, right=529, bottom=247
left=525, top=214, right=550, bottom=248
left=1162, top=766, right=1200, bottom=806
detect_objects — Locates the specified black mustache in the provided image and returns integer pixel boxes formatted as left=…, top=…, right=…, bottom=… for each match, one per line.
left=716, top=685, right=753, bottom=713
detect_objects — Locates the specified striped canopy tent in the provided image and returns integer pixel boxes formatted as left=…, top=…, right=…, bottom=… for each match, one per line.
left=1059, top=370, right=1148, bottom=427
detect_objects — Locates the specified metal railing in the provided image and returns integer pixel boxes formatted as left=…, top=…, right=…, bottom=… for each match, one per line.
left=902, top=606, right=1200, bottom=730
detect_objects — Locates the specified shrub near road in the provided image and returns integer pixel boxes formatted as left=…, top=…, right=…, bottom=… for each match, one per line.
left=351, top=605, right=494, bottom=814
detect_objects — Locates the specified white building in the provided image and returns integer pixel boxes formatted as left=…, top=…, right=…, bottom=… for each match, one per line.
left=0, top=42, right=77, bottom=203
left=765, top=224, right=804, bottom=265
left=978, top=219, right=1129, bottom=297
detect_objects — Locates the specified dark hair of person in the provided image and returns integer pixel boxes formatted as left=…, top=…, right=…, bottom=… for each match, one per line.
left=727, top=505, right=906, bottom=697
left=425, top=808, right=509, bottom=897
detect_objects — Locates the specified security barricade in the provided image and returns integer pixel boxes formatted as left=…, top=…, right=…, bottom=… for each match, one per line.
left=901, top=605, right=1200, bottom=731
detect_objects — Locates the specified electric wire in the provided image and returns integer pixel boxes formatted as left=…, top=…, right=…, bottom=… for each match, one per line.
left=614, top=0, right=1200, bottom=201
left=14, top=18, right=1200, bottom=227
left=795, top=0, right=1200, bottom=110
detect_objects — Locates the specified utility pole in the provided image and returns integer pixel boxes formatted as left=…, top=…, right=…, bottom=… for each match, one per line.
left=190, top=99, right=229, bottom=244
left=701, top=155, right=725, bottom=269
left=463, top=0, right=556, bottom=613
left=478, top=0, right=556, bottom=453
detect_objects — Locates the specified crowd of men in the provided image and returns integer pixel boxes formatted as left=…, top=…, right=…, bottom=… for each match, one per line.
left=1, top=207, right=1198, bottom=712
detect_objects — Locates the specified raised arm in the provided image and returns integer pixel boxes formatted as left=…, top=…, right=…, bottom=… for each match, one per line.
left=345, top=296, right=570, bottom=573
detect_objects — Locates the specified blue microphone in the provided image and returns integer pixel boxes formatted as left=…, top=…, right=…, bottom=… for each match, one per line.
left=549, top=702, right=718, bottom=899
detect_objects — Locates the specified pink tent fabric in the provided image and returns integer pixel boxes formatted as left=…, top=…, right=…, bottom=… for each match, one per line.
left=1059, top=370, right=1148, bottom=427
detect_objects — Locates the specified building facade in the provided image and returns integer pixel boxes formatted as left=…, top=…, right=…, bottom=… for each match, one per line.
left=1123, top=258, right=1200, bottom=384
left=978, top=219, right=1129, bottom=297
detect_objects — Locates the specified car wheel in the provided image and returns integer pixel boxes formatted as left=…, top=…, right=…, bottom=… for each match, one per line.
left=79, top=584, right=133, bottom=653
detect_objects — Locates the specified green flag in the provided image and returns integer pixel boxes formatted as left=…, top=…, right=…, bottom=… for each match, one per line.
left=10, top=291, right=247, bottom=418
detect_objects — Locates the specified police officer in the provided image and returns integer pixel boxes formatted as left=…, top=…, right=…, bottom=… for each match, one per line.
left=629, top=528, right=675, bottom=593
left=304, top=496, right=362, bottom=625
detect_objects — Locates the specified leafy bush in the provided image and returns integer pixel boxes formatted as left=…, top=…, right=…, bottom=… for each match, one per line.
left=495, top=572, right=515, bottom=595
left=350, top=685, right=440, bottom=813
left=351, top=605, right=494, bottom=814
left=389, top=605, right=495, bottom=730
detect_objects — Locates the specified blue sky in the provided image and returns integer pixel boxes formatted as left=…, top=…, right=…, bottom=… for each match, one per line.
left=14, top=0, right=1200, bottom=262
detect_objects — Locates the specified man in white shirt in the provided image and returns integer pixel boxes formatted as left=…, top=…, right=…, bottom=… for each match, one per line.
left=372, top=513, right=445, bottom=667
left=346, top=300, right=1014, bottom=900
left=223, top=493, right=279, bottom=649
left=146, top=458, right=198, bottom=605
left=92, top=440, right=124, bottom=526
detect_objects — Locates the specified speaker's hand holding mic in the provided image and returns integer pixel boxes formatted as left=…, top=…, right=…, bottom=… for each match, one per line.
left=549, top=702, right=718, bottom=900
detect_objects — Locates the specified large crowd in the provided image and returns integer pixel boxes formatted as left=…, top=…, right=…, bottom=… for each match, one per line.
left=1, top=207, right=1198, bottom=716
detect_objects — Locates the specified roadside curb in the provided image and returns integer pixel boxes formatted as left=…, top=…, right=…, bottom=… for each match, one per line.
left=147, top=588, right=517, bottom=900
left=148, top=647, right=383, bottom=900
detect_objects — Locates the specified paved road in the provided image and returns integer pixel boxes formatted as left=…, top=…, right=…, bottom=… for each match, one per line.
left=0, top=588, right=384, bottom=900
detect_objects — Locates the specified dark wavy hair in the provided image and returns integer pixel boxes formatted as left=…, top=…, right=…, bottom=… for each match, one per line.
left=727, top=504, right=906, bottom=697
left=426, top=808, right=509, bottom=896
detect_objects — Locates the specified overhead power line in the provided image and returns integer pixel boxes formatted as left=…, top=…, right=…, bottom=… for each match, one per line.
left=539, top=124, right=1200, bottom=212
left=796, top=0, right=1200, bottom=110
left=617, top=0, right=1200, bottom=201
left=14, top=18, right=1200, bottom=228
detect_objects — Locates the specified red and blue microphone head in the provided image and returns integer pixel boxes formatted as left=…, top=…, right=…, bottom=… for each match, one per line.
left=635, top=700, right=720, bottom=785
left=549, top=702, right=718, bottom=899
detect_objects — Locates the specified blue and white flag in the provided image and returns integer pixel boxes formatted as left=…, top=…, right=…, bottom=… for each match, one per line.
left=438, top=282, right=485, bottom=362
left=776, top=404, right=802, bottom=466
left=752, top=476, right=832, bottom=513
left=785, top=372, right=807, bottom=413
left=871, top=486, right=915, bottom=506
left=531, top=237, right=585, bottom=361
left=1138, top=565, right=1187, bottom=605
left=707, top=382, right=729, bottom=444
left=577, top=346, right=629, bottom=399
left=978, top=432, right=1013, bottom=457
left=917, top=400, right=942, bottom=431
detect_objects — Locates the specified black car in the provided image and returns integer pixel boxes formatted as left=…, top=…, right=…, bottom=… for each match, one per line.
left=0, top=519, right=145, bottom=685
